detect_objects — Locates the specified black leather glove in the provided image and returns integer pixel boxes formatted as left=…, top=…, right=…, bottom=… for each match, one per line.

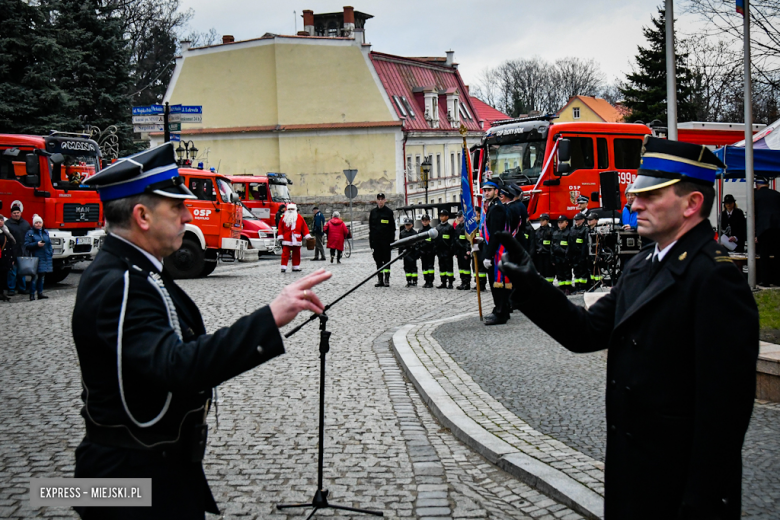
left=494, top=231, right=543, bottom=286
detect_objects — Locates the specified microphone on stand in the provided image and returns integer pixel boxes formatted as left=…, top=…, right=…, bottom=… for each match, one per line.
left=389, top=228, right=438, bottom=249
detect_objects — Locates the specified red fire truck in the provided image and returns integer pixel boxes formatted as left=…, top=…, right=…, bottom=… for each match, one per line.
left=229, top=173, right=293, bottom=229
left=165, top=168, right=244, bottom=278
left=0, top=133, right=105, bottom=283
left=472, top=117, right=652, bottom=219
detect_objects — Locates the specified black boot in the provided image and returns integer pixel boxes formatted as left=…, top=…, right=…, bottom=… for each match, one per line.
left=448, top=279, right=454, bottom=289
left=384, top=273, right=390, bottom=287
left=0, top=291, right=9, bottom=301
left=30, top=292, right=35, bottom=301
left=375, top=273, right=385, bottom=287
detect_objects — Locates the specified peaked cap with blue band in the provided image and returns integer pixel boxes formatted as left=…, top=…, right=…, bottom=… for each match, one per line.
left=629, top=136, right=726, bottom=194
left=85, top=143, right=196, bottom=202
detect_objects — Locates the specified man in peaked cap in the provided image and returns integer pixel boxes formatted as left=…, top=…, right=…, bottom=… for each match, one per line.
left=72, top=143, right=330, bottom=519
left=495, top=136, right=758, bottom=519
left=480, top=178, right=512, bottom=324
left=369, top=192, right=396, bottom=287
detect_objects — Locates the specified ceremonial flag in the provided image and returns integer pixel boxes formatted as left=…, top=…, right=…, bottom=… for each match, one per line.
left=737, top=0, right=745, bottom=16
left=460, top=145, right=478, bottom=235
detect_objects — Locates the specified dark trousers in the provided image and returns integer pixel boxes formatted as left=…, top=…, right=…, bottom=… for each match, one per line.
left=487, top=266, right=511, bottom=319
left=329, top=248, right=342, bottom=261
left=572, top=260, right=590, bottom=289
left=758, top=229, right=780, bottom=285
left=554, top=257, right=572, bottom=287
left=402, top=253, right=418, bottom=282
left=373, top=241, right=392, bottom=282
left=536, top=253, right=554, bottom=282
left=437, top=253, right=454, bottom=283
left=314, top=234, right=326, bottom=259
left=421, top=252, right=435, bottom=283
left=456, top=252, right=472, bottom=284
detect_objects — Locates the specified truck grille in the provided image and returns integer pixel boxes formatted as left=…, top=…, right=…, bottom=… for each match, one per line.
left=63, top=203, right=100, bottom=223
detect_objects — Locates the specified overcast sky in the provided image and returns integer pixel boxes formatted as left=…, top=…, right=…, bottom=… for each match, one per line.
left=179, top=0, right=705, bottom=90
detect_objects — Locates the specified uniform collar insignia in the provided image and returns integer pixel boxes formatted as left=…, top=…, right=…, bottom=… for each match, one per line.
left=678, top=251, right=687, bottom=261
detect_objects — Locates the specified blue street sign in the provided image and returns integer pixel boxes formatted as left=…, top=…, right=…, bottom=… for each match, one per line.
left=131, top=105, right=163, bottom=116
left=170, top=133, right=181, bottom=142
left=168, top=105, right=202, bottom=114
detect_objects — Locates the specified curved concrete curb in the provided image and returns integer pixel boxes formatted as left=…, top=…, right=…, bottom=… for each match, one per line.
left=392, top=322, right=605, bottom=520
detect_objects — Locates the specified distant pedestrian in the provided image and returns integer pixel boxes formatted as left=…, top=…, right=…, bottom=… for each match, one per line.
left=323, top=211, right=350, bottom=264
left=6, top=205, right=31, bottom=295
left=622, top=185, right=638, bottom=231
left=0, top=215, right=14, bottom=301
left=277, top=204, right=311, bottom=273
left=275, top=204, right=286, bottom=229
left=311, top=206, right=326, bottom=261
left=24, top=214, right=53, bottom=300
left=720, top=194, right=746, bottom=253
left=754, top=177, right=780, bottom=286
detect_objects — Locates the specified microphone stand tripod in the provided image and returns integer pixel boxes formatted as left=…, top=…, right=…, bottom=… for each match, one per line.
left=276, top=249, right=411, bottom=518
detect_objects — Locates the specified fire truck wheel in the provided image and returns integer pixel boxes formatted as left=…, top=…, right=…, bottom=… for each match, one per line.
left=164, top=237, right=205, bottom=279
left=45, top=267, right=72, bottom=285
left=199, top=261, right=217, bottom=277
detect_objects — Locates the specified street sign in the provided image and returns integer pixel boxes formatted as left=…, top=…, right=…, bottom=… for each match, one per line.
left=132, top=115, right=164, bottom=124
left=170, top=133, right=181, bottom=142
left=132, top=105, right=163, bottom=116
left=133, top=124, right=164, bottom=133
left=343, top=169, right=358, bottom=184
left=344, top=185, right=358, bottom=199
left=168, top=122, right=181, bottom=132
left=179, top=114, right=202, bottom=123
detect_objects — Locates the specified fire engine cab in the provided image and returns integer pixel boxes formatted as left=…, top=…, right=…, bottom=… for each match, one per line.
left=229, top=173, right=293, bottom=229
left=472, top=117, right=652, bottom=219
left=0, top=133, right=105, bottom=283
left=164, top=168, right=244, bottom=278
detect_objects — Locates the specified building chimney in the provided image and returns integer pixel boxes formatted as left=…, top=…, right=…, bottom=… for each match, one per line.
left=303, top=10, right=315, bottom=36
left=445, top=50, right=454, bottom=67
left=222, top=35, right=235, bottom=44
left=180, top=40, right=191, bottom=52
left=343, top=6, right=355, bottom=37
left=297, top=31, right=309, bottom=36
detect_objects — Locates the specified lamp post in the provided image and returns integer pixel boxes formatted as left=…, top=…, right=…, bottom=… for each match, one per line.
left=420, top=157, right=432, bottom=204
left=175, top=140, right=199, bottom=166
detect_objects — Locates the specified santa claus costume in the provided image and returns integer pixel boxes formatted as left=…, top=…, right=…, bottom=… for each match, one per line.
left=277, top=203, right=311, bottom=272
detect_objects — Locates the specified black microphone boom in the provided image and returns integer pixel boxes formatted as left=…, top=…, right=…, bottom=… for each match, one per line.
left=389, top=228, right=438, bottom=248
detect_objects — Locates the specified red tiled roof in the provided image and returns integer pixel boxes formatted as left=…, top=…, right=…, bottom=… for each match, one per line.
left=369, top=51, right=482, bottom=133
left=150, top=121, right=401, bottom=136
left=470, top=98, right=510, bottom=129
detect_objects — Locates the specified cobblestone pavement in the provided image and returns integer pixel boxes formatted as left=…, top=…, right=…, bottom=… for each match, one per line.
left=433, top=296, right=780, bottom=519
left=0, top=248, right=581, bottom=519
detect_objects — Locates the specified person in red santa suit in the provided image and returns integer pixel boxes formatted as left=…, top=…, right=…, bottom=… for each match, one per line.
left=278, top=203, right=311, bottom=273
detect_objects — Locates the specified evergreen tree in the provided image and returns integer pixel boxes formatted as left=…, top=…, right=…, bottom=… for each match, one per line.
left=620, top=8, right=698, bottom=125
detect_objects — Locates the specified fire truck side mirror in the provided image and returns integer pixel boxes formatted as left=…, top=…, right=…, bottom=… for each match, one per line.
left=230, top=192, right=240, bottom=203
left=556, top=139, right=571, bottom=175
left=25, top=154, right=40, bottom=176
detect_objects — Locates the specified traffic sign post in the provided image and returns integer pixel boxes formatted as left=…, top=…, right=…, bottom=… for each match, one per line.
left=343, top=169, right=358, bottom=242
left=132, top=103, right=203, bottom=142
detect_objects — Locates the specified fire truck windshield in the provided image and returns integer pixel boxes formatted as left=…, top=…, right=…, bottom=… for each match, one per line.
left=269, top=183, right=291, bottom=202
left=488, top=139, right=546, bottom=186
left=50, top=151, right=100, bottom=190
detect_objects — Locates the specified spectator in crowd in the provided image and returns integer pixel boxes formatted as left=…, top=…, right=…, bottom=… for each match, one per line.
left=755, top=177, right=780, bottom=286
left=720, top=194, right=747, bottom=253
left=24, top=214, right=53, bottom=300
left=323, top=211, right=350, bottom=264
left=622, top=185, right=638, bottom=231
left=5, top=205, right=30, bottom=295
left=275, top=204, right=286, bottom=229
left=311, top=206, right=326, bottom=261
left=0, top=214, right=14, bottom=301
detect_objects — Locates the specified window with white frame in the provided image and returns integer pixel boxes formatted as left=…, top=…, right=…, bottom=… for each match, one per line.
left=394, top=95, right=407, bottom=117
left=436, top=154, right=441, bottom=178
left=573, top=107, right=580, bottom=119
left=402, top=96, right=415, bottom=118
left=451, top=153, right=456, bottom=177
left=407, top=155, right=412, bottom=179
left=415, top=155, right=421, bottom=182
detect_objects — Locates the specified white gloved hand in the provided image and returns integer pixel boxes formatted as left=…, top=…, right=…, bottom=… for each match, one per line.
left=483, top=258, right=492, bottom=269
left=471, top=244, right=480, bottom=253
left=304, top=234, right=312, bottom=240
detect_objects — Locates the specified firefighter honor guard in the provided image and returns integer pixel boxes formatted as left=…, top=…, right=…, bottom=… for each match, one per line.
left=419, top=214, right=436, bottom=288
left=481, top=180, right=511, bottom=325
left=569, top=212, right=590, bottom=291
left=398, top=217, right=419, bottom=286
left=535, top=214, right=555, bottom=283
left=576, top=195, right=592, bottom=220
left=453, top=211, right=472, bottom=290
left=587, top=214, right=602, bottom=285
left=435, top=209, right=455, bottom=289
left=552, top=215, right=572, bottom=294
left=369, top=193, right=396, bottom=287
left=278, top=203, right=312, bottom=273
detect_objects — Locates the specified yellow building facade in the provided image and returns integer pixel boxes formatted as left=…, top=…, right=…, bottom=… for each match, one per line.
left=554, top=96, right=625, bottom=124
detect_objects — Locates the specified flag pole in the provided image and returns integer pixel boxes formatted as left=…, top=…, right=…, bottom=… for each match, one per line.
left=665, top=0, right=678, bottom=141
left=460, top=125, right=483, bottom=320
left=742, top=0, right=757, bottom=288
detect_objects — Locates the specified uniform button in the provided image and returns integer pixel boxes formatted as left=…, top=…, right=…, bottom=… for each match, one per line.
left=610, top=380, right=616, bottom=387
left=625, top=386, right=631, bottom=392
left=625, top=432, right=632, bottom=439
left=632, top=339, right=638, bottom=346
left=609, top=424, right=616, bottom=432
left=722, top=498, right=728, bottom=505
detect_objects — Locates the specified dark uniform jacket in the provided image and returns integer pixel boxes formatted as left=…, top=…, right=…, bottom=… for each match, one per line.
left=719, top=207, right=746, bottom=252
left=418, top=224, right=435, bottom=254
left=754, top=187, right=780, bottom=236
left=5, top=216, right=30, bottom=258
left=368, top=205, right=396, bottom=248
left=535, top=224, right=553, bottom=256
left=72, top=235, right=285, bottom=518
left=435, top=221, right=455, bottom=255
left=398, top=226, right=418, bottom=257
left=507, top=200, right=529, bottom=250
left=551, top=227, right=570, bottom=261
left=483, top=199, right=508, bottom=260
left=567, top=224, right=589, bottom=264
left=513, top=220, right=758, bottom=519
left=454, top=222, right=470, bottom=256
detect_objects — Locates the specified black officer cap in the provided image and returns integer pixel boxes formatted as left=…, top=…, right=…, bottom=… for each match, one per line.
left=539, top=213, right=550, bottom=221
left=85, top=143, right=196, bottom=202
left=377, top=193, right=386, bottom=199
left=440, top=209, right=451, bottom=217
left=573, top=212, right=586, bottom=221
left=587, top=213, right=598, bottom=221
left=756, top=177, right=769, bottom=185
left=457, top=210, right=464, bottom=217
left=421, top=213, right=430, bottom=221
left=630, top=136, right=725, bottom=194
left=403, top=216, right=413, bottom=224
left=577, top=195, right=589, bottom=204
left=723, top=194, right=736, bottom=203
left=557, top=215, right=568, bottom=222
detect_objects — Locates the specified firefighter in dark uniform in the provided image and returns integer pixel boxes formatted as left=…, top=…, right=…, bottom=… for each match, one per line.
left=576, top=195, right=592, bottom=220
left=72, top=143, right=330, bottom=520
left=474, top=206, right=487, bottom=291
left=535, top=214, right=554, bottom=283
left=496, top=136, right=757, bottom=520
left=481, top=180, right=511, bottom=325
left=586, top=213, right=602, bottom=285
left=552, top=215, right=572, bottom=294
left=453, top=211, right=472, bottom=290
left=369, top=193, right=396, bottom=287
left=398, top=216, right=419, bottom=287
left=568, top=212, right=590, bottom=291
left=419, top=214, right=436, bottom=288
left=435, top=209, right=455, bottom=289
